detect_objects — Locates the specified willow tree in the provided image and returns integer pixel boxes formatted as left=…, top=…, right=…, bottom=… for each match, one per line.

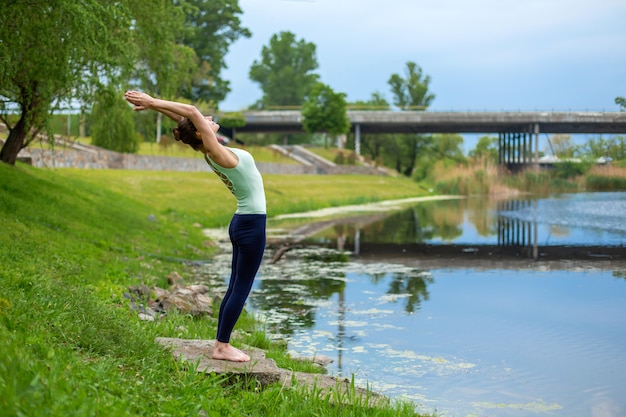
left=0, top=1, right=194, bottom=164
left=127, top=1, right=196, bottom=145
left=90, top=86, right=140, bottom=153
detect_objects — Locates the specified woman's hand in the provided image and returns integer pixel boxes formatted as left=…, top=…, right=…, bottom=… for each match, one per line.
left=124, top=90, right=153, bottom=111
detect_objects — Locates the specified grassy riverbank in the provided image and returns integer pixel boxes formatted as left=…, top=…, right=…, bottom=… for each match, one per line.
left=0, top=163, right=430, bottom=417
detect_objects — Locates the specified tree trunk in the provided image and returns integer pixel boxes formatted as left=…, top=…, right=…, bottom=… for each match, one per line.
left=0, top=117, right=27, bottom=165
left=1, top=82, right=43, bottom=165
left=80, top=112, right=86, bottom=137
left=156, top=112, right=162, bottom=144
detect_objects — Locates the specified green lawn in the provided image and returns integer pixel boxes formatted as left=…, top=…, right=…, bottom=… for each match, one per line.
left=135, top=141, right=299, bottom=165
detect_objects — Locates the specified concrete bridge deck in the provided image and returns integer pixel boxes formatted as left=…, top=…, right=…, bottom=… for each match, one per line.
left=232, top=111, right=626, bottom=135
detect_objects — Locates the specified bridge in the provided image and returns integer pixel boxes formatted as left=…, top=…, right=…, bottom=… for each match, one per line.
left=224, top=111, right=626, bottom=170
left=231, top=110, right=626, bottom=134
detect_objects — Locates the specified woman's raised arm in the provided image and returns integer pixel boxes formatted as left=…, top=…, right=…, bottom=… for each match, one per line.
left=124, top=91, right=237, bottom=167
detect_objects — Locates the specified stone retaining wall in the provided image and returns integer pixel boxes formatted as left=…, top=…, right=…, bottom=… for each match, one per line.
left=24, top=148, right=313, bottom=174
left=20, top=148, right=384, bottom=175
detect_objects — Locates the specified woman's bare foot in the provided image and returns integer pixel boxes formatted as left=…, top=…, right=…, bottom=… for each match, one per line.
left=212, top=341, right=250, bottom=362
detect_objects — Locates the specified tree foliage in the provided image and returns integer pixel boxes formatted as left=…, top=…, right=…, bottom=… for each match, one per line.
left=378, top=62, right=437, bottom=177
left=0, top=0, right=139, bottom=164
left=217, top=112, right=246, bottom=129
left=350, top=93, right=391, bottom=164
left=249, top=31, right=320, bottom=109
left=579, top=135, right=626, bottom=160
left=431, top=133, right=465, bottom=161
left=468, top=135, right=498, bottom=161
left=302, top=83, right=350, bottom=140
left=90, top=86, right=140, bottom=153
left=350, top=91, right=390, bottom=111
left=548, top=134, right=576, bottom=158
left=616, top=96, right=625, bottom=111
left=130, top=1, right=196, bottom=99
left=0, top=1, right=197, bottom=163
left=0, top=1, right=248, bottom=164
left=388, top=135, right=434, bottom=178
left=388, top=62, right=435, bottom=111
left=179, top=0, right=250, bottom=105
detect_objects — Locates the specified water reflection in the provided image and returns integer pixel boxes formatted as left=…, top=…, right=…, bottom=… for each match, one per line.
left=251, top=249, right=433, bottom=333
left=256, top=192, right=626, bottom=343
left=348, top=199, right=465, bottom=244
left=252, top=249, right=347, bottom=335
left=273, top=192, right=626, bottom=260
left=370, top=269, right=433, bottom=314
left=497, top=198, right=539, bottom=258
left=248, top=253, right=437, bottom=377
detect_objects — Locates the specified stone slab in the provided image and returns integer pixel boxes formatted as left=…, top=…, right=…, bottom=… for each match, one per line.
left=155, top=337, right=386, bottom=406
left=155, top=337, right=281, bottom=386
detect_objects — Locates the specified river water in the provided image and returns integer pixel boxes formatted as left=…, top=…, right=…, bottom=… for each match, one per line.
left=201, top=191, right=626, bottom=417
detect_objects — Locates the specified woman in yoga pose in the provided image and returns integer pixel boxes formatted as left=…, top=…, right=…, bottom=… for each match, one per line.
left=125, top=91, right=266, bottom=362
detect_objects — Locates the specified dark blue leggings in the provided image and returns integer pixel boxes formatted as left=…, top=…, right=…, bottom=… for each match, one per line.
left=216, top=214, right=266, bottom=343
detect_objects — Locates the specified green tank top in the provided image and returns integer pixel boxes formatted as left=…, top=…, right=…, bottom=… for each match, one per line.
left=204, top=147, right=266, bottom=214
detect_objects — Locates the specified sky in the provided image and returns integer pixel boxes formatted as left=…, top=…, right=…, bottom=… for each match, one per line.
left=220, top=0, right=626, bottom=151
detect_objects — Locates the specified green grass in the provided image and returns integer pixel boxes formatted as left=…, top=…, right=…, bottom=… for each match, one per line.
left=307, top=147, right=363, bottom=166
left=586, top=174, right=626, bottom=190
left=135, top=141, right=299, bottom=165
left=0, top=162, right=429, bottom=417
left=58, top=169, right=430, bottom=227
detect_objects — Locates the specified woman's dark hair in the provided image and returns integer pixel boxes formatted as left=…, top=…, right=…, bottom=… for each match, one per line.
left=173, top=118, right=203, bottom=150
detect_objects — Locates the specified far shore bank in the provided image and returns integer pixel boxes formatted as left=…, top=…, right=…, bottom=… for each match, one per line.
left=273, top=195, right=465, bottom=220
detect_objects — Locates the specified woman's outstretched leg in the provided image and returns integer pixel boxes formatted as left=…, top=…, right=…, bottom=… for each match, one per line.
left=212, top=214, right=265, bottom=362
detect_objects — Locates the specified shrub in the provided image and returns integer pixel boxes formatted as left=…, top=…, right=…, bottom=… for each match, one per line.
left=586, top=175, right=626, bottom=190
left=552, top=160, right=592, bottom=179
left=91, top=86, right=140, bottom=153
left=217, top=112, right=246, bottom=128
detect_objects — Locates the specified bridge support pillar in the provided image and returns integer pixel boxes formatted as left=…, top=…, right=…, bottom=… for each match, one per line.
left=498, top=124, right=540, bottom=172
left=354, top=123, right=361, bottom=155
left=533, top=123, right=540, bottom=171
